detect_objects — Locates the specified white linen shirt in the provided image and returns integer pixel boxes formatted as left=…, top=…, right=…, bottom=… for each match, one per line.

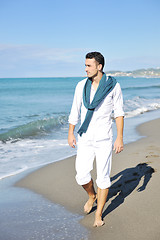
left=69, top=77, right=124, bottom=141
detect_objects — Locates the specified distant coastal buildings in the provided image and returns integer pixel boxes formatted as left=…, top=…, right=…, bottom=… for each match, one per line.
left=106, top=67, right=160, bottom=78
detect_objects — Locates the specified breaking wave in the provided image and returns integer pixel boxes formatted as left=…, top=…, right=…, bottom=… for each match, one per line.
left=0, top=115, right=68, bottom=142
left=124, top=97, right=160, bottom=118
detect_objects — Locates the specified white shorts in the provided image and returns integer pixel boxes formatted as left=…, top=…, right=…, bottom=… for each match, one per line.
left=75, top=137, right=112, bottom=189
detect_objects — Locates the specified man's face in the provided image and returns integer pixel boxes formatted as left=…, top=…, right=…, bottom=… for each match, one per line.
left=85, top=58, right=100, bottom=78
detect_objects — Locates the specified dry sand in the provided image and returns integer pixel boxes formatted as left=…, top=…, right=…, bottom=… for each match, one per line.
left=16, top=118, right=160, bottom=240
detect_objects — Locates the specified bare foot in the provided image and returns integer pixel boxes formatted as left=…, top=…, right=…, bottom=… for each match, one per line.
left=93, top=212, right=105, bottom=227
left=84, top=194, right=97, bottom=214
left=93, top=219, right=105, bottom=227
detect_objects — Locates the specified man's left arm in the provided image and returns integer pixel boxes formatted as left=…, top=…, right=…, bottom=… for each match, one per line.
left=113, top=82, right=124, bottom=153
left=113, top=116, right=124, bottom=154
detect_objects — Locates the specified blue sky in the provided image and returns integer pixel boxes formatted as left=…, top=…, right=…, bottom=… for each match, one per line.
left=0, top=0, right=160, bottom=77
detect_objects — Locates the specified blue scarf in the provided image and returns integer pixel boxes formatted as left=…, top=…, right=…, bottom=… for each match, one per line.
left=77, top=74, right=117, bottom=136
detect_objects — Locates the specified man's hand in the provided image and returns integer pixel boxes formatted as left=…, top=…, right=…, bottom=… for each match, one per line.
left=68, top=124, right=76, bottom=148
left=114, top=116, right=124, bottom=154
left=113, top=137, right=123, bottom=154
left=68, top=132, right=76, bottom=148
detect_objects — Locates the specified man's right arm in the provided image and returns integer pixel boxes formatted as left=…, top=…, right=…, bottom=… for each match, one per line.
left=68, top=81, right=84, bottom=148
left=68, top=124, right=76, bottom=148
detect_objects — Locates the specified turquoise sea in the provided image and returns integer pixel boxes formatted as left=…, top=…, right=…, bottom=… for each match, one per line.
left=0, top=76, right=160, bottom=179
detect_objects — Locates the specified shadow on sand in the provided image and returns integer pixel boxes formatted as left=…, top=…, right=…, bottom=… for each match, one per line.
left=101, top=163, right=155, bottom=218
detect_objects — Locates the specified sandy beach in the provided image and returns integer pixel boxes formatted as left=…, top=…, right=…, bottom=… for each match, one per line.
left=15, top=118, right=160, bottom=240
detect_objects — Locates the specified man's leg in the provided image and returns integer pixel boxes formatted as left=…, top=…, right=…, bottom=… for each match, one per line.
left=94, top=139, right=112, bottom=226
left=75, top=138, right=96, bottom=213
left=82, top=179, right=97, bottom=214
left=93, top=187, right=109, bottom=227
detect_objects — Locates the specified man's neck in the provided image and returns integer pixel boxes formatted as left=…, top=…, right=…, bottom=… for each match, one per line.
left=92, top=71, right=103, bottom=84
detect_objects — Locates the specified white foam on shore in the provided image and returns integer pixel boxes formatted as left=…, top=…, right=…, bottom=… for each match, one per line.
left=0, top=166, right=29, bottom=180
left=0, top=138, right=76, bottom=180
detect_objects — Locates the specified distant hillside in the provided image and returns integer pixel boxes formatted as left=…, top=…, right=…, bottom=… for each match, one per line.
left=106, top=68, right=160, bottom=77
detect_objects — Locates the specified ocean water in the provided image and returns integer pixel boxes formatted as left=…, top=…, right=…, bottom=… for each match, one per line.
left=0, top=76, right=160, bottom=180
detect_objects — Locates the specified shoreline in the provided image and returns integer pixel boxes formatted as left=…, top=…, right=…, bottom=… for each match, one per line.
left=1, top=107, right=160, bottom=181
left=15, top=118, right=160, bottom=239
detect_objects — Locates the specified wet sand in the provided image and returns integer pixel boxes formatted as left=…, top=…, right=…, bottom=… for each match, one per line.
left=16, top=118, right=160, bottom=240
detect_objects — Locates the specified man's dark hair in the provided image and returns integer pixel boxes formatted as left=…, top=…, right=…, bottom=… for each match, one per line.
left=86, top=52, right=105, bottom=70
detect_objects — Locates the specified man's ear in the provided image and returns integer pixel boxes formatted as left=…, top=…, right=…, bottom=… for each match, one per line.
left=98, top=64, right=103, bottom=71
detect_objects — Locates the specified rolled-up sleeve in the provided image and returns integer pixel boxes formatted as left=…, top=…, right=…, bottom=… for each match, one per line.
left=68, top=83, right=83, bottom=125
left=113, top=83, right=124, bottom=118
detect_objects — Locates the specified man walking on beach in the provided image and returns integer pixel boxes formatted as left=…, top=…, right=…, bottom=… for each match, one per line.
left=68, top=52, right=124, bottom=227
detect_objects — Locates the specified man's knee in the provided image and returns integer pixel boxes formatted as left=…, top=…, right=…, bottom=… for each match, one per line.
left=75, top=172, right=91, bottom=186
left=96, top=177, right=111, bottom=189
